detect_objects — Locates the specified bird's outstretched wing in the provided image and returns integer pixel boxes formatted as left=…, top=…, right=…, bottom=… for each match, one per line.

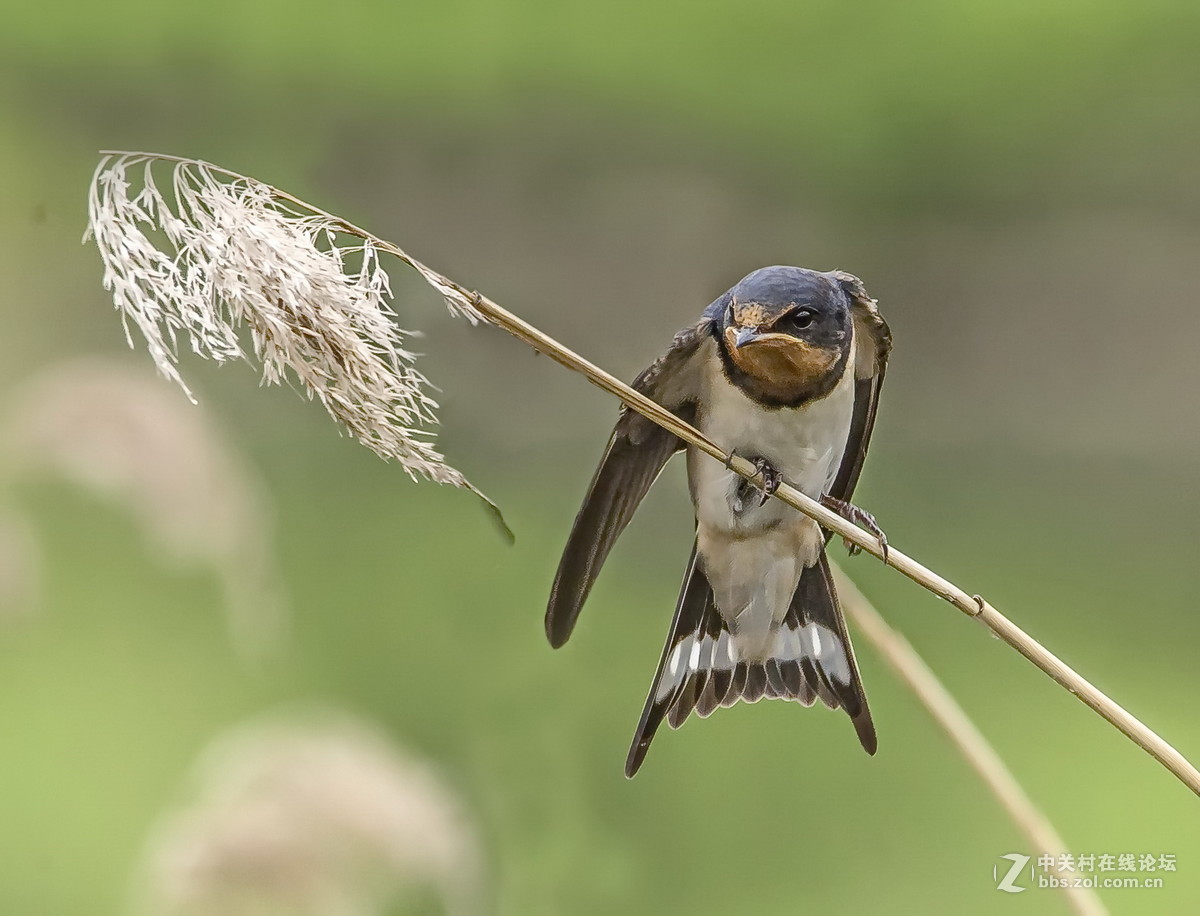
left=545, top=317, right=715, bottom=648
left=829, top=271, right=892, bottom=503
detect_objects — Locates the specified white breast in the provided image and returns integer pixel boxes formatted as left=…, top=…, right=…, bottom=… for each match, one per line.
left=688, top=345, right=856, bottom=535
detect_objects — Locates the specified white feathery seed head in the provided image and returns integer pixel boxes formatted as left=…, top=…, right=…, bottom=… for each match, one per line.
left=5, top=358, right=286, bottom=657
left=86, top=152, right=481, bottom=494
left=132, top=711, right=486, bottom=916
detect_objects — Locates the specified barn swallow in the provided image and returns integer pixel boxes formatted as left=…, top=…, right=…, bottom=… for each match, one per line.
left=546, top=265, right=892, bottom=776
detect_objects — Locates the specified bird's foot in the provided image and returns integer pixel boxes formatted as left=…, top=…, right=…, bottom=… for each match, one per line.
left=821, top=495, right=888, bottom=562
left=733, top=455, right=782, bottom=508
left=753, top=457, right=783, bottom=506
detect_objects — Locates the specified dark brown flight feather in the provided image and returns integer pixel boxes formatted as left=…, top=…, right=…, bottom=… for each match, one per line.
left=545, top=317, right=714, bottom=648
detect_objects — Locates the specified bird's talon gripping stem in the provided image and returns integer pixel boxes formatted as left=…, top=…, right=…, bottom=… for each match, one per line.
left=821, top=495, right=889, bottom=563
left=732, top=455, right=781, bottom=509
left=724, top=448, right=739, bottom=471
left=753, top=457, right=782, bottom=507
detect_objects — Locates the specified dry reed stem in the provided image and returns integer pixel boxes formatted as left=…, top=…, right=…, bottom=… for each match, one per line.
left=832, top=567, right=1107, bottom=915
left=89, top=153, right=1200, bottom=802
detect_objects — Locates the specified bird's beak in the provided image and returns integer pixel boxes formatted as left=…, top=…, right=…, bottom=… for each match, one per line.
left=734, top=327, right=761, bottom=349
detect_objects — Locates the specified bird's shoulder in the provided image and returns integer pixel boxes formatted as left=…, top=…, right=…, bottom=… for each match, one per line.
left=830, top=270, right=890, bottom=381
left=620, top=315, right=716, bottom=438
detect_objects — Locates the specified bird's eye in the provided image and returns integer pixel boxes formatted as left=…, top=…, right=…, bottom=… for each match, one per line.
left=787, top=308, right=816, bottom=331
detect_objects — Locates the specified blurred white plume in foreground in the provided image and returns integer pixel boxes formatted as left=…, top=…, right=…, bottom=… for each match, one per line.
left=0, top=510, right=39, bottom=620
left=132, top=712, right=485, bottom=916
left=4, top=358, right=285, bottom=656
left=86, top=152, right=478, bottom=492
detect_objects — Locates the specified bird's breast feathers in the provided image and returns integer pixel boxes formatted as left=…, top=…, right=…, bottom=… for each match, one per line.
left=688, top=340, right=856, bottom=535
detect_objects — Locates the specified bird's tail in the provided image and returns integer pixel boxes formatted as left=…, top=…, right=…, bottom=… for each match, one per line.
left=625, top=543, right=875, bottom=777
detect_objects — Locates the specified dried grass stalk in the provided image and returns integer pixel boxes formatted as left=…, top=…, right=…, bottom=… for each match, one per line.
left=86, top=152, right=502, bottom=530
left=833, top=567, right=1106, bottom=916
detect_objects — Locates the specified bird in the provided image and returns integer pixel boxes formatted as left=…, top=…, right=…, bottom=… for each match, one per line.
left=545, top=265, right=892, bottom=777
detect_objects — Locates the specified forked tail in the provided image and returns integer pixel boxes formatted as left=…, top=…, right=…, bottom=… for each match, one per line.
left=625, top=543, right=875, bottom=777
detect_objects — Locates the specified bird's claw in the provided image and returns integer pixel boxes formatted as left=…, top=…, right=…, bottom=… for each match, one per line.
left=753, top=457, right=782, bottom=507
left=732, top=455, right=782, bottom=509
left=821, top=495, right=889, bottom=563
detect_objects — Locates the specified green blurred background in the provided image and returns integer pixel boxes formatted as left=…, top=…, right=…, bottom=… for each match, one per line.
left=3, top=1, right=1199, bottom=913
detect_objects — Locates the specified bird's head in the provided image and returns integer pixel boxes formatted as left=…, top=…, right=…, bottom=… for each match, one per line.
left=717, top=266, right=853, bottom=403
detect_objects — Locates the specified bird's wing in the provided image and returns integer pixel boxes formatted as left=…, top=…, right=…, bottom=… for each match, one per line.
left=545, top=317, right=715, bottom=648
left=828, top=271, right=892, bottom=503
